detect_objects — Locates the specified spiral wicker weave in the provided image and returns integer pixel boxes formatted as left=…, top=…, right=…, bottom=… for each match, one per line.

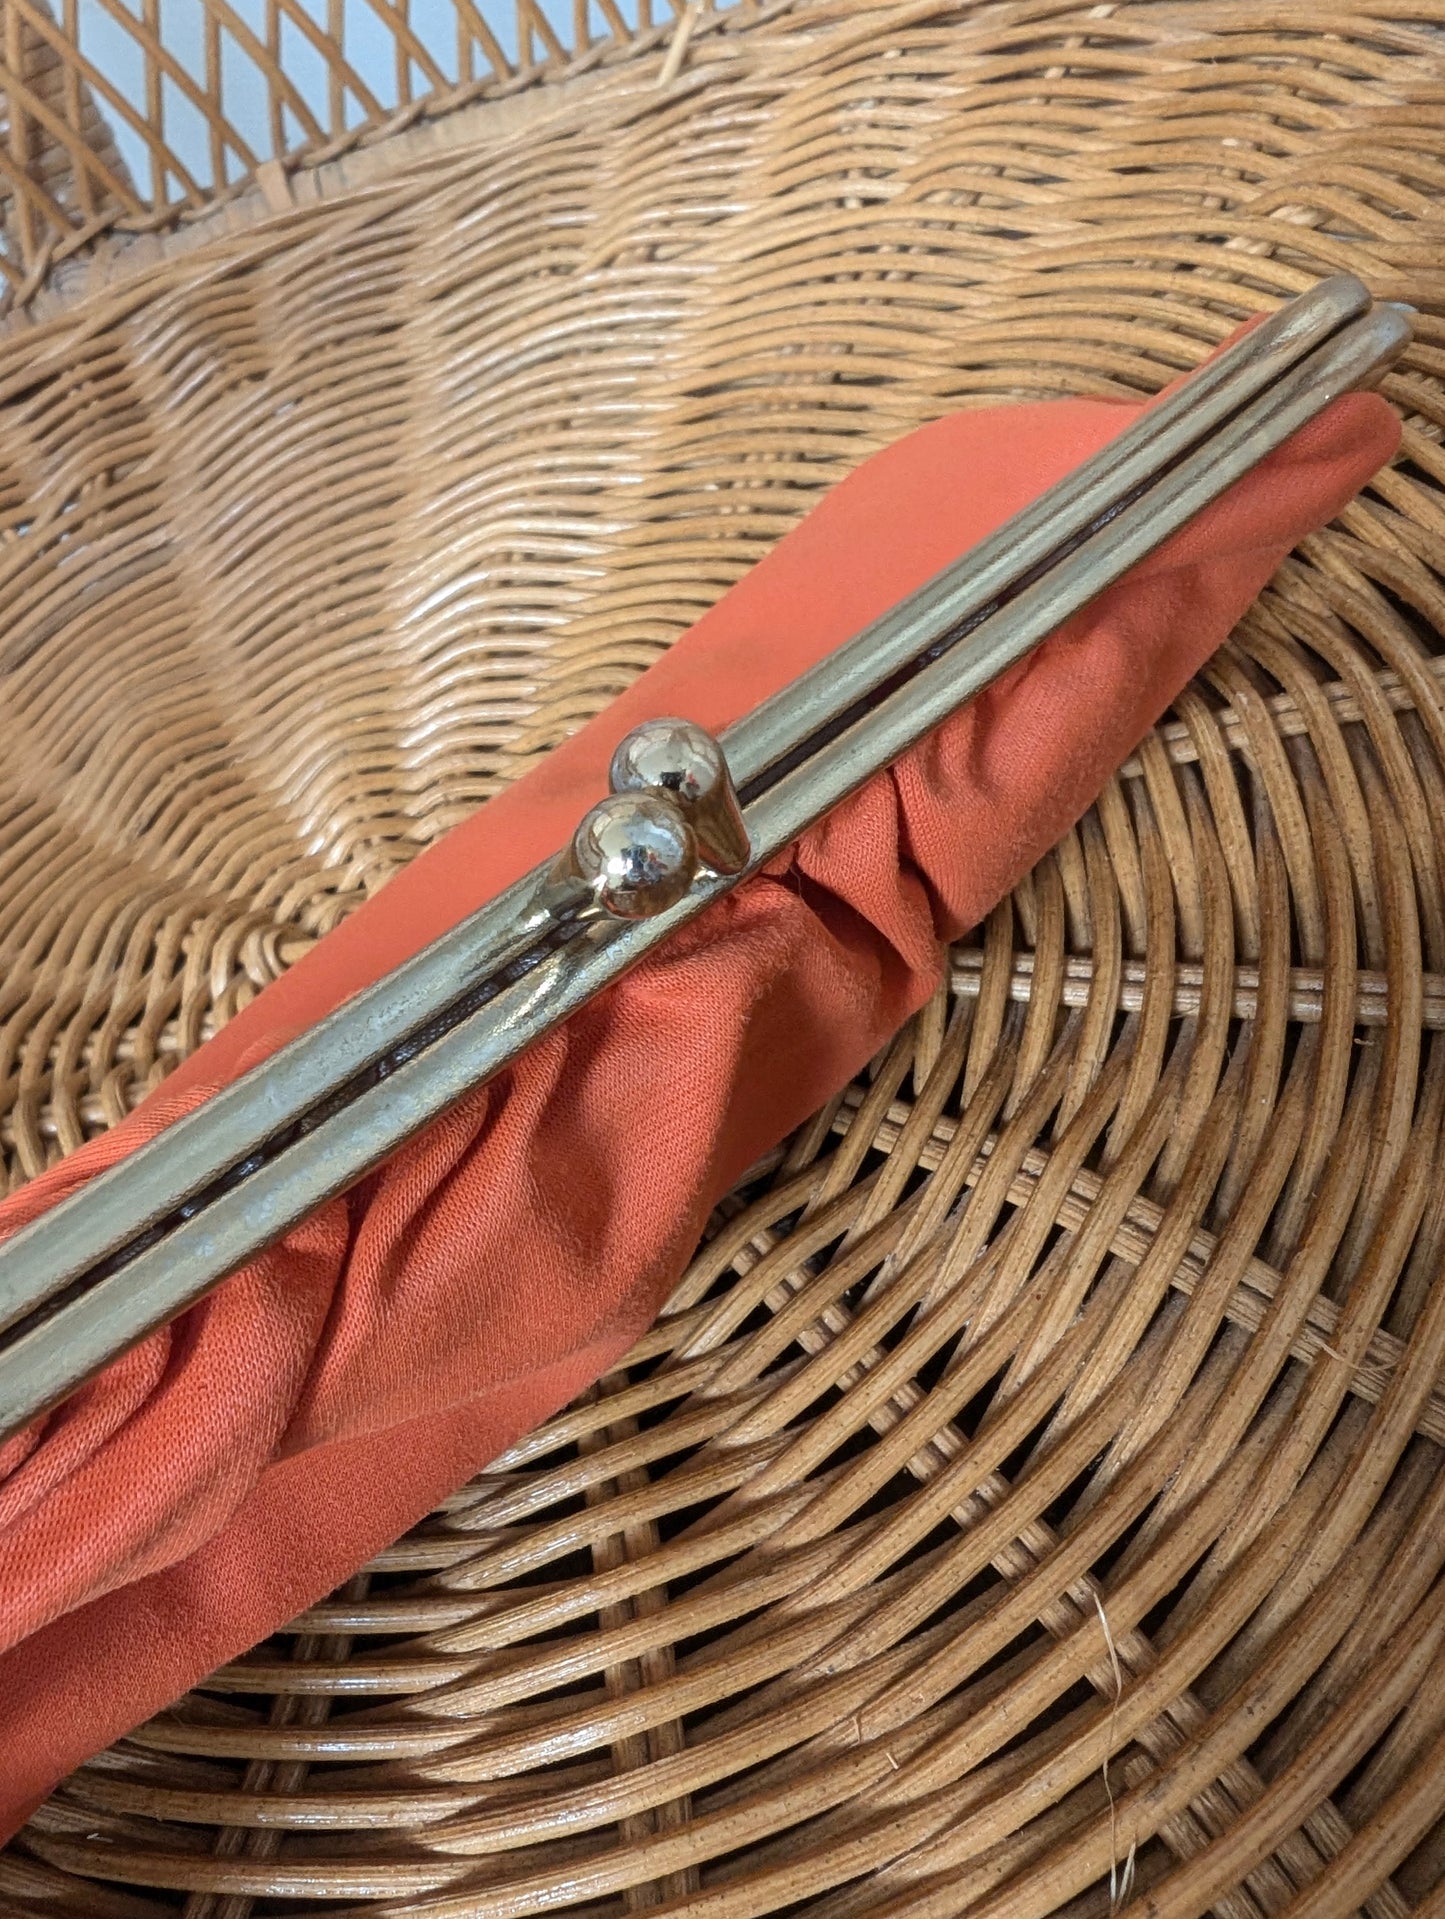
left=4, top=2, right=1445, bottom=1913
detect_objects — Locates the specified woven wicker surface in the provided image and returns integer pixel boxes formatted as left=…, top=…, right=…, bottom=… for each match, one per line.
left=0, top=0, right=761, bottom=310
left=4, top=1, right=1445, bottom=1912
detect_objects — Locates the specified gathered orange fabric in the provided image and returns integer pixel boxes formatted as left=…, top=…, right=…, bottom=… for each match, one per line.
left=0, top=384, right=1398, bottom=1832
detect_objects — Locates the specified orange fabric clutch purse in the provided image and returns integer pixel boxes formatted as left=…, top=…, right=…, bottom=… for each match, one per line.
left=0, top=383, right=1398, bottom=1832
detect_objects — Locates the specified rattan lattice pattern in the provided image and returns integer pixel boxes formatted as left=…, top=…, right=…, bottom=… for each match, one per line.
left=4, top=1, right=1445, bottom=1913
left=0, top=0, right=760, bottom=307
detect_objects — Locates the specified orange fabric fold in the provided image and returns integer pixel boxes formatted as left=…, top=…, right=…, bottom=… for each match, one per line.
left=0, top=385, right=1399, bottom=1832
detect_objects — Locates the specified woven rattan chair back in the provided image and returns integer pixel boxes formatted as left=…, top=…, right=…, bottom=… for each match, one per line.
left=0, top=0, right=760, bottom=311
left=3, top=4, right=1445, bottom=1914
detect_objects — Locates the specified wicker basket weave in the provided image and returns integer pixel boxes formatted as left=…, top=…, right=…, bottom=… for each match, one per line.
left=3, top=3, right=1445, bottom=1913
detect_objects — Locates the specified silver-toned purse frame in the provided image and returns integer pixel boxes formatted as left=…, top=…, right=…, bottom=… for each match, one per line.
left=0, top=275, right=1411, bottom=1444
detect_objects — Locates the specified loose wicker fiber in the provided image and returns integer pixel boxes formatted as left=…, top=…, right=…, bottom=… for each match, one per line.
left=5, top=1, right=1445, bottom=1912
